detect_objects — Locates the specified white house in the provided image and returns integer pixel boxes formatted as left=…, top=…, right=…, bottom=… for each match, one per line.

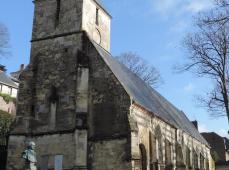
left=0, top=65, right=18, bottom=114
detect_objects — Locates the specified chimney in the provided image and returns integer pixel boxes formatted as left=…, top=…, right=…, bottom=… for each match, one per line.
left=191, top=121, right=198, bottom=130
left=20, top=64, right=24, bottom=71
left=0, top=65, right=6, bottom=72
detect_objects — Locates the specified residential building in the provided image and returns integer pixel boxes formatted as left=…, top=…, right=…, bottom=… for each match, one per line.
left=201, top=132, right=229, bottom=170
left=0, top=65, right=18, bottom=114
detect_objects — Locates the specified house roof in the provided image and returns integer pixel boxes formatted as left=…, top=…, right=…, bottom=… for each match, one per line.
left=92, top=41, right=209, bottom=146
left=0, top=72, right=18, bottom=88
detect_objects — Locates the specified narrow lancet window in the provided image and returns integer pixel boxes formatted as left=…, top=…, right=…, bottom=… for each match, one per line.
left=55, top=0, right=61, bottom=27
left=49, top=86, right=58, bottom=129
left=96, top=8, right=99, bottom=26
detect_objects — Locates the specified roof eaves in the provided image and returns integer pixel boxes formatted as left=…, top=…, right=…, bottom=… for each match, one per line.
left=0, top=81, right=18, bottom=89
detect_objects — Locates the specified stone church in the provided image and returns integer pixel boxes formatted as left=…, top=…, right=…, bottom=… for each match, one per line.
left=6, top=0, right=214, bottom=170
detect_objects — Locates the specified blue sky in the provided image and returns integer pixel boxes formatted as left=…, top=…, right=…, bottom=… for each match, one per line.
left=0, top=0, right=228, bottom=137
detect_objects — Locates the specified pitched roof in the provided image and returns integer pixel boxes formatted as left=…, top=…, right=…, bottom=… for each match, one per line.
left=0, top=72, right=18, bottom=88
left=92, top=41, right=209, bottom=146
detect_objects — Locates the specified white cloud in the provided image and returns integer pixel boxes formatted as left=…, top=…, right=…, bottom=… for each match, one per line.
left=184, top=83, right=195, bottom=92
left=218, top=129, right=229, bottom=138
left=186, top=0, right=214, bottom=13
left=151, top=0, right=214, bottom=16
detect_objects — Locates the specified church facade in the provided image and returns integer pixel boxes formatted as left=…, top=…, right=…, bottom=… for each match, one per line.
left=6, top=0, right=214, bottom=170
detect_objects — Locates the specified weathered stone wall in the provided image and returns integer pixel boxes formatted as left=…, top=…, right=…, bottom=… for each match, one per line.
left=83, top=35, right=131, bottom=140
left=8, top=31, right=132, bottom=170
left=130, top=104, right=214, bottom=170
left=84, top=34, right=132, bottom=170
left=7, top=133, right=76, bottom=170
left=82, top=0, right=111, bottom=51
left=13, top=33, right=83, bottom=134
left=32, top=0, right=83, bottom=40
left=88, top=139, right=131, bottom=170
left=32, top=0, right=111, bottom=52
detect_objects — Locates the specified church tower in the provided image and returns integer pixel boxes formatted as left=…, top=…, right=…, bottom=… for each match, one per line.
left=32, top=0, right=111, bottom=51
left=6, top=1, right=214, bottom=170
left=6, top=1, right=129, bottom=170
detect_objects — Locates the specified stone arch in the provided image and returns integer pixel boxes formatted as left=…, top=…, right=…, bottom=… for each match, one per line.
left=139, top=144, right=147, bottom=170
left=165, top=139, right=173, bottom=170
left=176, top=143, right=185, bottom=170
left=200, top=153, right=205, bottom=170
left=155, top=125, right=163, bottom=163
left=193, top=149, right=199, bottom=170
left=149, top=132, right=155, bottom=162
left=149, top=131, right=159, bottom=170
left=205, top=158, right=209, bottom=170
left=185, top=146, right=191, bottom=169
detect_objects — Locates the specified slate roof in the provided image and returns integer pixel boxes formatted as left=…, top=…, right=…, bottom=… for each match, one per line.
left=0, top=72, right=18, bottom=88
left=92, top=41, right=209, bottom=146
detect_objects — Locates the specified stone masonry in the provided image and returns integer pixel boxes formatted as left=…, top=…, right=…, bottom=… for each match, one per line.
left=6, top=0, right=214, bottom=170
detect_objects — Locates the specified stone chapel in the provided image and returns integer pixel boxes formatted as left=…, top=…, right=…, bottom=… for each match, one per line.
left=6, top=0, right=215, bottom=170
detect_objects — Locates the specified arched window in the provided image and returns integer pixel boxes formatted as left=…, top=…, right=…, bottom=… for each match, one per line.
left=165, top=139, right=173, bottom=170
left=200, top=154, right=204, bottom=170
left=176, top=143, right=185, bottom=169
left=139, top=144, right=147, bottom=170
left=205, top=159, right=209, bottom=170
left=149, top=132, right=156, bottom=163
left=165, top=139, right=172, bottom=164
left=155, top=125, right=163, bottom=163
left=193, top=150, right=199, bottom=170
left=185, top=147, right=191, bottom=168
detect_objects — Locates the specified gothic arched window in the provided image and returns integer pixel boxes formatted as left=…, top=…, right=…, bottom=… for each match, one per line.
left=176, top=143, right=185, bottom=168
left=155, top=125, right=163, bottom=163
left=165, top=139, right=173, bottom=170
left=139, top=144, right=147, bottom=170
left=193, top=150, right=199, bottom=170
left=200, top=154, right=205, bottom=170
left=185, top=147, right=191, bottom=168
left=205, top=158, right=209, bottom=170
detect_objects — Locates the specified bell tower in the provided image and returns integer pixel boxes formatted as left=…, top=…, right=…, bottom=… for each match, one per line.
left=32, top=0, right=111, bottom=51
left=7, top=1, right=111, bottom=170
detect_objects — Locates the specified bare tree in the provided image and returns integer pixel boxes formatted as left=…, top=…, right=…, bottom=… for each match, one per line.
left=180, top=1, right=229, bottom=123
left=201, top=0, right=229, bottom=27
left=116, top=52, right=162, bottom=88
left=0, top=23, right=10, bottom=57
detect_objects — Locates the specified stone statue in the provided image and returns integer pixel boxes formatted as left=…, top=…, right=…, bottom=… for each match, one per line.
left=22, top=141, right=37, bottom=170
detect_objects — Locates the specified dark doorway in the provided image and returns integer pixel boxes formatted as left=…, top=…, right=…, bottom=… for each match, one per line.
left=140, top=144, right=147, bottom=170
